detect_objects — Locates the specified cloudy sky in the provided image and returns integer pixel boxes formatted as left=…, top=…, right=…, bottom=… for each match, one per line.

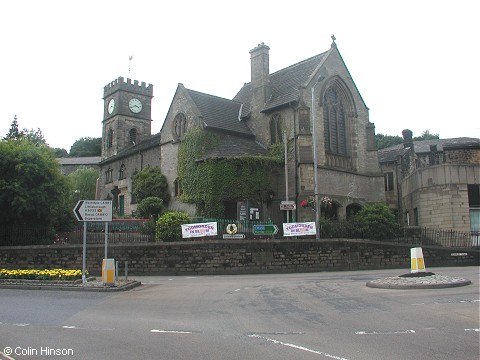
left=1, top=0, right=479, bottom=151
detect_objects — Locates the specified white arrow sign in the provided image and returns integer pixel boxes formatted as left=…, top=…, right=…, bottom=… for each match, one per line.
left=73, top=200, right=112, bottom=222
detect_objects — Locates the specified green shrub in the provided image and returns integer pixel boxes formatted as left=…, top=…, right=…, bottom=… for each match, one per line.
left=136, top=197, right=164, bottom=219
left=354, top=202, right=399, bottom=240
left=156, top=211, right=191, bottom=242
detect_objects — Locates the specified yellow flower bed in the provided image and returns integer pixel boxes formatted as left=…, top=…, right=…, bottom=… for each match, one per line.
left=0, top=268, right=85, bottom=281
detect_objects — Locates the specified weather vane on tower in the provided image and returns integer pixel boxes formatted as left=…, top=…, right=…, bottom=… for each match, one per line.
left=128, top=55, right=133, bottom=75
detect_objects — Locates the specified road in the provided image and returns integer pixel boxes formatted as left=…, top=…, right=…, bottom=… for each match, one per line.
left=0, top=266, right=478, bottom=360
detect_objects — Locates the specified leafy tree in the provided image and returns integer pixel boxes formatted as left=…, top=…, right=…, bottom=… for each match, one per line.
left=136, top=196, right=164, bottom=219
left=375, top=133, right=403, bottom=150
left=354, top=202, right=399, bottom=240
left=132, top=166, right=170, bottom=205
left=4, top=115, right=21, bottom=140
left=0, top=140, right=70, bottom=231
left=52, top=148, right=69, bottom=157
left=376, top=130, right=440, bottom=150
left=413, top=130, right=439, bottom=141
left=69, top=137, right=101, bottom=157
left=67, top=167, right=99, bottom=204
left=3, top=116, right=46, bottom=145
left=156, top=211, right=190, bottom=242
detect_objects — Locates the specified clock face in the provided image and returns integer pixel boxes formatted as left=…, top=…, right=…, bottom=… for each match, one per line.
left=108, top=98, right=115, bottom=114
left=129, top=98, right=143, bottom=113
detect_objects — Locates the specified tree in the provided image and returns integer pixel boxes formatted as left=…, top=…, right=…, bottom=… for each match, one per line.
left=414, top=130, right=439, bottom=141
left=4, top=115, right=21, bottom=140
left=354, top=202, right=399, bottom=240
left=52, top=148, right=69, bottom=157
left=67, top=167, right=99, bottom=204
left=3, top=115, right=46, bottom=145
left=156, top=211, right=190, bottom=242
left=375, top=133, right=403, bottom=150
left=69, top=137, right=101, bottom=157
left=136, top=197, right=165, bottom=219
left=0, top=140, right=70, bottom=230
left=132, top=166, right=170, bottom=205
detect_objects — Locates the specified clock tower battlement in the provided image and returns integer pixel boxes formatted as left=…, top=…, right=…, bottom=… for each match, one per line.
left=103, top=76, right=153, bottom=99
left=102, top=76, right=154, bottom=160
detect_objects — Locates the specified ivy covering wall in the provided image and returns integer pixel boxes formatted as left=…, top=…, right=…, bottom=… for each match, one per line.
left=177, top=128, right=281, bottom=217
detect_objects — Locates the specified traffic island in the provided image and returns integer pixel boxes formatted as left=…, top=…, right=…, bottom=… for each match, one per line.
left=0, top=278, right=141, bottom=292
left=366, top=272, right=472, bottom=289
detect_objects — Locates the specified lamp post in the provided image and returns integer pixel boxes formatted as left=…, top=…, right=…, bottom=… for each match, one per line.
left=311, top=80, right=322, bottom=240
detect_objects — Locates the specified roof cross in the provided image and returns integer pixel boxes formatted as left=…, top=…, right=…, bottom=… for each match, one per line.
left=331, top=34, right=337, bottom=48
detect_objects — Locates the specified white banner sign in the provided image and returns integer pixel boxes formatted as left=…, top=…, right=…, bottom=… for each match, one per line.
left=181, top=222, right=218, bottom=238
left=283, top=222, right=316, bottom=236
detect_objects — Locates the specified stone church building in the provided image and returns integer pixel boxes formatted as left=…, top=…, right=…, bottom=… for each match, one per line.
left=97, top=38, right=386, bottom=226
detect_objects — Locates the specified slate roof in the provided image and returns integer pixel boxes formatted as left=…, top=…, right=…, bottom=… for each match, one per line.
left=186, top=89, right=254, bottom=137
left=378, top=137, right=480, bottom=163
left=56, top=156, right=101, bottom=165
left=197, top=133, right=269, bottom=162
left=233, top=51, right=329, bottom=114
left=98, top=133, right=161, bottom=165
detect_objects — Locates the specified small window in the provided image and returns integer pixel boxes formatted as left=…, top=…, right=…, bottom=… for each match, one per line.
left=468, top=184, right=480, bottom=208
left=174, top=178, right=182, bottom=197
left=270, top=113, right=282, bottom=144
left=129, top=128, right=137, bottom=145
left=106, top=128, right=113, bottom=148
left=105, top=168, right=113, bottom=183
left=298, top=107, right=310, bottom=133
left=119, top=164, right=126, bottom=180
left=384, top=172, right=394, bottom=191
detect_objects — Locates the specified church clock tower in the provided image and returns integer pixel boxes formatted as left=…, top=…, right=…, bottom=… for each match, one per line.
left=102, top=76, right=154, bottom=159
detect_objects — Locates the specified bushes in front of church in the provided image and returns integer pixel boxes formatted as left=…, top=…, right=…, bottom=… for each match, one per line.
left=156, top=211, right=191, bottom=242
left=132, top=166, right=170, bottom=206
left=353, top=202, right=400, bottom=240
left=137, top=197, right=165, bottom=219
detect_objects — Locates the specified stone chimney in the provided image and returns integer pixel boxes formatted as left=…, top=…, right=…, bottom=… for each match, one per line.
left=250, top=42, right=271, bottom=105
left=402, top=129, right=414, bottom=151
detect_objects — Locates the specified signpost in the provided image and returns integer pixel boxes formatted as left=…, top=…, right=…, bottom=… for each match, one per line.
left=73, top=200, right=113, bottom=283
left=280, top=201, right=296, bottom=211
left=253, top=224, right=279, bottom=236
left=74, top=200, right=112, bottom=222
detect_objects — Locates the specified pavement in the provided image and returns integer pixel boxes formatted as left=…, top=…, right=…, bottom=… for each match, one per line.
left=366, top=272, right=472, bottom=289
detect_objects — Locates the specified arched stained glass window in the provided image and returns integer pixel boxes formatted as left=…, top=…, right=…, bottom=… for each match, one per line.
left=323, top=87, right=347, bottom=155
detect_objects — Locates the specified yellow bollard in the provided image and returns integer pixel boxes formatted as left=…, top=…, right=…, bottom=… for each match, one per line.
left=410, top=247, right=426, bottom=273
left=102, top=258, right=115, bottom=285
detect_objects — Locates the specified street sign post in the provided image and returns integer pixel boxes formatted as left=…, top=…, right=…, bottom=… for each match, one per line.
left=73, top=200, right=113, bottom=283
left=280, top=201, right=296, bottom=211
left=253, top=224, right=279, bottom=236
left=74, top=200, right=112, bottom=222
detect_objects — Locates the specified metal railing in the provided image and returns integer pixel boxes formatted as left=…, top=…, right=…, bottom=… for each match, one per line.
left=1, top=220, right=478, bottom=249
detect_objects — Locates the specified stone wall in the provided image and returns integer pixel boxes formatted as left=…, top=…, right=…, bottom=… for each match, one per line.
left=0, top=239, right=477, bottom=276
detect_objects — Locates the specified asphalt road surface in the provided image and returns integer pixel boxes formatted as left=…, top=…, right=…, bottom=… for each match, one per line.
left=0, top=266, right=478, bottom=360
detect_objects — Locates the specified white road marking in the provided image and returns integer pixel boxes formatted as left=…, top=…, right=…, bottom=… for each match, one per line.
left=13, top=323, right=29, bottom=327
left=355, top=330, right=415, bottom=335
left=248, top=334, right=350, bottom=360
left=62, top=325, right=114, bottom=331
left=464, top=328, right=479, bottom=332
left=412, top=299, right=479, bottom=305
left=150, top=330, right=193, bottom=334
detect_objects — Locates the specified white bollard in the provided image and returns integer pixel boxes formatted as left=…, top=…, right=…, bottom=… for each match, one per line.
left=410, top=247, right=426, bottom=273
left=102, top=258, right=115, bottom=285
